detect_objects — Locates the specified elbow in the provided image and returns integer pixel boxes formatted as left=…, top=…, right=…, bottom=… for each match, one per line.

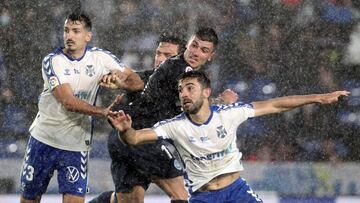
left=124, top=137, right=140, bottom=145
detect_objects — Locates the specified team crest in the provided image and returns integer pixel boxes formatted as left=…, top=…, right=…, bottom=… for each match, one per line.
left=86, top=65, right=95, bottom=77
left=216, top=126, right=227, bottom=138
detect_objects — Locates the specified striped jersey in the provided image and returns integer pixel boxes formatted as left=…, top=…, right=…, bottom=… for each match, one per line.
left=153, top=102, right=255, bottom=192
left=29, top=47, right=126, bottom=151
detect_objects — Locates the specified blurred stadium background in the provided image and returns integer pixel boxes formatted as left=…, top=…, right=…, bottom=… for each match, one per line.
left=1, top=0, right=360, bottom=202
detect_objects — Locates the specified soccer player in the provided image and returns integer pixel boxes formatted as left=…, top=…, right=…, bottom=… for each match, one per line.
left=90, top=32, right=188, bottom=203
left=108, top=71, right=350, bottom=202
left=19, top=10, right=143, bottom=203
left=97, top=27, right=220, bottom=203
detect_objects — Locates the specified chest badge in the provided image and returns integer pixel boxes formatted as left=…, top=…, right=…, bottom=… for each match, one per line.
left=216, top=126, right=227, bottom=138
left=86, top=65, right=95, bottom=77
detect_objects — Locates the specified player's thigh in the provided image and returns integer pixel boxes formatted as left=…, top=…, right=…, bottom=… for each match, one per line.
left=57, top=150, right=89, bottom=198
left=110, top=156, right=151, bottom=193
left=108, top=133, right=151, bottom=193
left=20, top=136, right=57, bottom=200
left=153, top=176, right=188, bottom=199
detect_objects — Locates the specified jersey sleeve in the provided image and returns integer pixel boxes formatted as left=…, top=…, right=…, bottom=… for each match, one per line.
left=97, top=50, right=126, bottom=75
left=220, top=102, right=255, bottom=126
left=42, top=55, right=69, bottom=91
left=152, top=120, right=176, bottom=141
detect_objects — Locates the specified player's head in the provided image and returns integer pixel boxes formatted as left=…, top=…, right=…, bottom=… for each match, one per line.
left=178, top=71, right=211, bottom=114
left=154, top=32, right=186, bottom=68
left=184, top=27, right=218, bottom=69
left=63, top=9, right=92, bottom=52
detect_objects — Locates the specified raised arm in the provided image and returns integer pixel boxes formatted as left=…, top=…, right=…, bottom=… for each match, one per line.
left=107, top=111, right=158, bottom=145
left=251, top=90, right=350, bottom=117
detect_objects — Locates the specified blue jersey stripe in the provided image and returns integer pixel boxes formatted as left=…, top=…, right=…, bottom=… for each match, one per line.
left=213, top=102, right=253, bottom=112
left=152, top=113, right=187, bottom=128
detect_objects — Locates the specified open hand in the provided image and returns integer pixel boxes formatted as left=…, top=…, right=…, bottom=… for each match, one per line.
left=107, top=110, right=132, bottom=132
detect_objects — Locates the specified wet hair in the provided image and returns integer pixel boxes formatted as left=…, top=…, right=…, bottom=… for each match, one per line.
left=66, top=9, right=92, bottom=31
left=158, top=31, right=186, bottom=53
left=178, top=71, right=211, bottom=89
left=194, top=27, right=218, bottom=48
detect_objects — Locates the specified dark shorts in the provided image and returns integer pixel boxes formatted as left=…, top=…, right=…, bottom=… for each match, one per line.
left=108, top=130, right=184, bottom=193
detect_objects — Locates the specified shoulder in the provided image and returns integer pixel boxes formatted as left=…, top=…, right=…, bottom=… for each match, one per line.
left=88, top=46, right=124, bottom=63
left=43, top=47, right=63, bottom=63
left=157, top=55, right=191, bottom=77
left=87, top=46, right=117, bottom=58
left=212, top=102, right=254, bottom=112
left=153, top=113, right=187, bottom=128
left=160, top=54, right=189, bottom=70
left=87, top=46, right=111, bottom=56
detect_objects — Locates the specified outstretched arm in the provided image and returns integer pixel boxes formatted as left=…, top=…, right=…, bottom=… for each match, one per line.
left=107, top=111, right=157, bottom=145
left=251, top=90, right=350, bottom=117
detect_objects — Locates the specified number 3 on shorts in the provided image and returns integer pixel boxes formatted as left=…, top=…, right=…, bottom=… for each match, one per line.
left=22, top=163, right=34, bottom=181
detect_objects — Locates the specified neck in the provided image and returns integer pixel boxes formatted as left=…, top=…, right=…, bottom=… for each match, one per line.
left=189, top=104, right=211, bottom=124
left=63, top=47, right=86, bottom=59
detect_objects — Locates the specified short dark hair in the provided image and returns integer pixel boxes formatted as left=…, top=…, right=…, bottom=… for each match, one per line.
left=158, top=31, right=186, bottom=53
left=178, top=71, right=211, bottom=89
left=195, top=27, right=218, bottom=48
left=66, top=9, right=92, bottom=31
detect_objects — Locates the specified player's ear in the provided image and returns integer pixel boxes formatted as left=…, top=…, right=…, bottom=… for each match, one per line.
left=208, top=51, right=215, bottom=62
left=204, top=87, right=211, bottom=98
left=85, top=31, right=93, bottom=42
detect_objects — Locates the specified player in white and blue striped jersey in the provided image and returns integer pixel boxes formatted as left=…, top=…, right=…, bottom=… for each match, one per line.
left=108, top=71, right=349, bottom=202
left=19, top=10, right=143, bottom=203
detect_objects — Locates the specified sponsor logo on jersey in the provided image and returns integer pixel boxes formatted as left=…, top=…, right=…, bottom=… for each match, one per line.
left=66, top=166, right=80, bottom=183
left=64, top=68, right=71, bottom=75
left=86, top=65, right=95, bottom=77
left=74, top=68, right=80, bottom=74
left=190, top=144, right=233, bottom=161
left=49, top=76, right=59, bottom=88
left=216, top=126, right=227, bottom=138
